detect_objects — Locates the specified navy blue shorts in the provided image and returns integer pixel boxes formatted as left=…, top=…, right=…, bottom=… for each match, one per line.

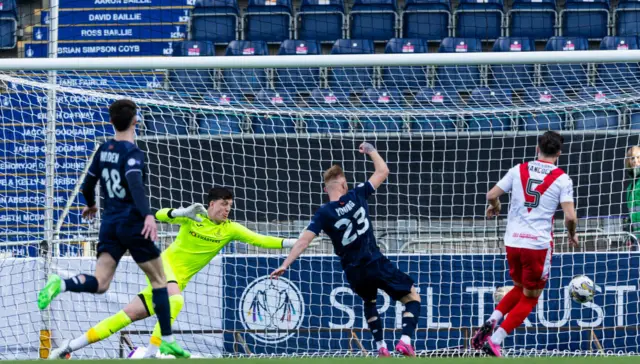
left=97, top=219, right=160, bottom=264
left=344, top=257, right=414, bottom=301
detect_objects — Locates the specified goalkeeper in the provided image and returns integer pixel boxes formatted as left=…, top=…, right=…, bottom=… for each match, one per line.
left=50, top=187, right=297, bottom=359
left=626, top=146, right=640, bottom=247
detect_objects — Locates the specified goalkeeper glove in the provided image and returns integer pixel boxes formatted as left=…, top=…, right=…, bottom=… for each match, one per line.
left=169, top=203, right=208, bottom=222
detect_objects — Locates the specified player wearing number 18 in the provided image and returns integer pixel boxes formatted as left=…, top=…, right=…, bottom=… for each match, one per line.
left=271, top=142, right=421, bottom=357
left=472, top=131, right=579, bottom=357
left=37, top=100, right=188, bottom=358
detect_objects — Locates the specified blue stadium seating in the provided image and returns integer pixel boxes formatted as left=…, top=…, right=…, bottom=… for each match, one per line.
left=361, top=88, right=404, bottom=131
left=543, top=37, right=589, bottom=89
left=467, top=87, right=513, bottom=130
left=436, top=38, right=482, bottom=91
left=306, top=89, right=351, bottom=133
left=244, top=0, right=293, bottom=43
left=252, top=89, right=297, bottom=133
left=296, top=0, right=346, bottom=42
left=169, top=41, right=215, bottom=95
left=454, top=0, right=504, bottom=40
left=191, top=0, right=239, bottom=44
left=329, top=39, right=375, bottom=92
left=349, top=0, right=398, bottom=41
left=520, top=86, right=568, bottom=130
left=411, top=87, right=458, bottom=130
left=561, top=0, right=610, bottom=39
left=198, top=92, right=244, bottom=134
left=402, top=0, right=451, bottom=41
left=383, top=38, right=429, bottom=91
left=275, top=40, right=321, bottom=94
left=490, top=37, right=535, bottom=90
left=574, top=87, right=620, bottom=129
left=0, top=0, right=17, bottom=49
left=615, top=0, right=640, bottom=36
left=222, top=41, right=269, bottom=95
left=597, top=36, right=639, bottom=93
left=508, top=0, right=556, bottom=40
left=144, top=96, right=192, bottom=135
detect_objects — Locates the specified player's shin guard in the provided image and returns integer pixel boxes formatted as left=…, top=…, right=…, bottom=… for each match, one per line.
left=364, top=301, right=384, bottom=344
left=152, top=287, right=173, bottom=339
left=146, top=294, right=185, bottom=357
left=493, top=295, right=539, bottom=345
left=64, top=274, right=98, bottom=293
left=495, top=285, right=523, bottom=319
left=401, top=301, right=421, bottom=339
left=85, top=310, right=133, bottom=345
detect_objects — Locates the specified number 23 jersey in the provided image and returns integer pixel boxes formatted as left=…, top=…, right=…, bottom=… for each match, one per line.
left=307, top=181, right=382, bottom=269
left=497, top=160, right=574, bottom=250
left=87, top=140, right=147, bottom=222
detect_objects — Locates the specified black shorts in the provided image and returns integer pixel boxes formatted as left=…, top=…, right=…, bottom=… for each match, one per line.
left=97, top=219, right=160, bottom=264
left=344, top=257, right=415, bottom=302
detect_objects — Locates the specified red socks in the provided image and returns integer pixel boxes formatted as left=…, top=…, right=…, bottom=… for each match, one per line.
left=496, top=285, right=523, bottom=317
left=500, top=295, right=539, bottom=334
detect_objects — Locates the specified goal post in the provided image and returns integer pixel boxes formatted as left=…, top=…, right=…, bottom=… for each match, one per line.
left=0, top=51, right=640, bottom=359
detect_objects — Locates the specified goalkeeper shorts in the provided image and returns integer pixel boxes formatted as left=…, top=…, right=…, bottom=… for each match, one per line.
left=138, top=255, right=185, bottom=316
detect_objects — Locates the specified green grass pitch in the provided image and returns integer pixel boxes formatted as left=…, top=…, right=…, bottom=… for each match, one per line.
left=7, top=358, right=638, bottom=364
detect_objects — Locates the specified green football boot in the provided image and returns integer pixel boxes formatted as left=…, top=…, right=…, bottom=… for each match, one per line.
left=159, top=340, right=191, bottom=359
left=38, top=274, right=63, bottom=310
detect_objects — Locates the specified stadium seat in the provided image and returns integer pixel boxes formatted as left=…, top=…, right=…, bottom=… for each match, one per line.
left=411, top=87, right=458, bottom=130
left=349, top=0, right=399, bottom=42
left=630, top=107, right=640, bottom=129
left=169, top=41, right=215, bottom=95
left=191, top=0, right=240, bottom=44
left=573, top=87, right=620, bottom=129
left=543, top=37, right=589, bottom=89
left=436, top=37, right=482, bottom=91
left=467, top=87, right=513, bottom=131
left=560, top=0, right=610, bottom=39
left=252, top=89, right=297, bottom=133
left=402, top=0, right=451, bottom=41
left=275, top=40, right=321, bottom=94
left=597, top=36, right=639, bottom=93
left=0, top=0, right=16, bottom=49
left=454, top=0, right=504, bottom=41
left=615, top=0, right=640, bottom=36
left=507, top=0, right=557, bottom=40
left=490, top=37, right=535, bottom=90
left=383, top=38, right=429, bottom=91
left=520, top=86, right=568, bottom=130
left=221, top=41, right=269, bottom=95
left=296, top=0, right=346, bottom=42
left=306, top=88, right=351, bottom=133
left=198, top=92, right=243, bottom=134
left=360, top=88, right=405, bottom=131
left=144, top=107, right=192, bottom=136
left=244, top=0, right=293, bottom=43
left=328, top=39, right=375, bottom=92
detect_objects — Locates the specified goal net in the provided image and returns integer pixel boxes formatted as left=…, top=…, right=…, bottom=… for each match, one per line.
left=1, top=50, right=640, bottom=359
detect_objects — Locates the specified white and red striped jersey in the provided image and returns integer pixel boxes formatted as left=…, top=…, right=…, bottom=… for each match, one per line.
left=496, top=160, right=574, bottom=249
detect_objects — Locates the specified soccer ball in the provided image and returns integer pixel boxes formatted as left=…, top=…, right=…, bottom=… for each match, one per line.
left=569, top=275, right=596, bottom=304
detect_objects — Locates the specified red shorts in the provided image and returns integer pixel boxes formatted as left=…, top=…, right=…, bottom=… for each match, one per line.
left=506, top=246, right=552, bottom=290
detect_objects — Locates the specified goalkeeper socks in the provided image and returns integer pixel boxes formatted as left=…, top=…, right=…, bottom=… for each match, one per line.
left=151, top=287, right=173, bottom=338
left=64, top=274, right=98, bottom=293
left=494, top=285, right=523, bottom=321
left=86, top=310, right=132, bottom=344
left=494, top=295, right=539, bottom=344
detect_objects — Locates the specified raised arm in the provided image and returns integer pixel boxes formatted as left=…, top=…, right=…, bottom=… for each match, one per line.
left=359, top=142, right=389, bottom=190
left=231, top=222, right=297, bottom=249
left=156, top=203, right=208, bottom=225
left=270, top=230, right=316, bottom=279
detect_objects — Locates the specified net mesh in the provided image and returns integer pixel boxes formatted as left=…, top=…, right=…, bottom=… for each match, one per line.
left=0, top=62, right=639, bottom=359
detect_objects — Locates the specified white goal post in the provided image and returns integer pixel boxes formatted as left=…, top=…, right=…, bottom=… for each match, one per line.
left=0, top=50, right=639, bottom=360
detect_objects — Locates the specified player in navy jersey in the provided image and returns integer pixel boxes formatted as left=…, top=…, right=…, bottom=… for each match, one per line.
left=37, top=99, right=188, bottom=358
left=271, top=142, right=421, bottom=357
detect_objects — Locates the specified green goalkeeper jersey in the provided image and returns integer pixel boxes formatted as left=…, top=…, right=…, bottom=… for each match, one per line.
left=156, top=208, right=285, bottom=284
left=627, top=178, right=640, bottom=236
